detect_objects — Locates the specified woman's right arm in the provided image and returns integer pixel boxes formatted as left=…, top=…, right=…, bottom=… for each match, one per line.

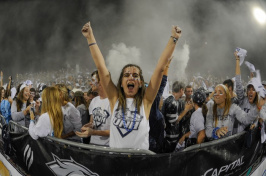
left=235, top=51, right=245, bottom=104
left=81, top=22, right=118, bottom=108
left=29, top=113, right=51, bottom=140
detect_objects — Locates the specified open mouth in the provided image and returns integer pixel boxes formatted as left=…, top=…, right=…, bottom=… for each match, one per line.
left=127, top=83, right=135, bottom=91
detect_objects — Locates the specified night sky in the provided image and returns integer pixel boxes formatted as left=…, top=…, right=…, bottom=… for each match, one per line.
left=0, top=0, right=266, bottom=84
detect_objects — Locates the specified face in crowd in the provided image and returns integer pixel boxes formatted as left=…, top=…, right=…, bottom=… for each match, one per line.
left=214, top=85, right=227, bottom=106
left=30, top=90, right=36, bottom=101
left=247, top=85, right=256, bottom=104
left=84, top=92, right=89, bottom=102
left=90, top=74, right=99, bottom=92
left=121, top=66, right=142, bottom=98
left=185, top=87, right=193, bottom=101
left=23, top=87, right=30, bottom=101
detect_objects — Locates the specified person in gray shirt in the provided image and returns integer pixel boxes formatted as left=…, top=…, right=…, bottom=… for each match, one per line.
left=205, top=84, right=264, bottom=139
left=178, top=89, right=207, bottom=146
left=234, top=51, right=266, bottom=133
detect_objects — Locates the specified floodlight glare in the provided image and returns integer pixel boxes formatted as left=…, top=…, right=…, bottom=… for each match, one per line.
left=253, top=7, right=266, bottom=24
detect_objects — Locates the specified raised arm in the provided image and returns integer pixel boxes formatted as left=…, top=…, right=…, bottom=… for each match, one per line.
left=0, top=71, right=3, bottom=87
left=234, top=51, right=245, bottom=104
left=81, top=22, right=118, bottom=107
left=144, top=26, right=181, bottom=106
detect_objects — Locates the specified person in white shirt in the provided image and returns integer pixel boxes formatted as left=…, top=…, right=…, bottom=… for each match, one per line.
left=29, top=87, right=63, bottom=140
left=76, top=71, right=111, bottom=146
left=81, top=21, right=182, bottom=150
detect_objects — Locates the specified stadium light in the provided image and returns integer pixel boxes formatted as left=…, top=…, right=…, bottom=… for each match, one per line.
left=253, top=7, right=266, bottom=24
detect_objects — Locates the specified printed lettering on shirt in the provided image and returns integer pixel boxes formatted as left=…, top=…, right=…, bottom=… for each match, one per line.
left=92, top=107, right=110, bottom=128
left=217, top=115, right=230, bottom=121
left=243, top=108, right=250, bottom=113
left=113, top=108, right=143, bottom=138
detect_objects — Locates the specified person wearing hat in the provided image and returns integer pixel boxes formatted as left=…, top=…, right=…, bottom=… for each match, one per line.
left=178, top=89, right=207, bottom=147
left=25, top=80, right=33, bottom=89
left=234, top=51, right=266, bottom=133
left=11, top=84, right=35, bottom=129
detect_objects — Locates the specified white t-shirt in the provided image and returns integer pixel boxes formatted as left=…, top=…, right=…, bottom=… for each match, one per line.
left=29, top=113, right=53, bottom=140
left=110, top=98, right=149, bottom=150
left=189, top=108, right=205, bottom=139
left=89, top=96, right=111, bottom=146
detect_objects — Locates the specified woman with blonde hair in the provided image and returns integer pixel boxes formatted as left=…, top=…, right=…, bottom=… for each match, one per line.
left=205, top=84, right=264, bottom=139
left=55, top=84, right=82, bottom=141
left=29, top=87, right=63, bottom=139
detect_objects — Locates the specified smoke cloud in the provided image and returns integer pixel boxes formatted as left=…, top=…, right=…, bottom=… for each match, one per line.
left=0, top=0, right=265, bottom=85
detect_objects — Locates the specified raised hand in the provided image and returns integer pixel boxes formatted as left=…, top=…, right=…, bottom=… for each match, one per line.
left=81, top=22, right=93, bottom=39
left=234, top=51, right=239, bottom=60
left=171, top=25, right=182, bottom=39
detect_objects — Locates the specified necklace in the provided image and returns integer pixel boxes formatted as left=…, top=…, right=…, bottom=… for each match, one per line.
left=122, top=102, right=137, bottom=132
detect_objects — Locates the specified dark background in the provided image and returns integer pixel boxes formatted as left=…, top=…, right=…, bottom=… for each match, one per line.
left=0, top=0, right=266, bottom=83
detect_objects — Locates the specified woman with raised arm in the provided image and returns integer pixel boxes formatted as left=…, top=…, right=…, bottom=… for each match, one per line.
left=234, top=51, right=266, bottom=133
left=205, top=84, right=265, bottom=140
left=81, top=22, right=181, bottom=150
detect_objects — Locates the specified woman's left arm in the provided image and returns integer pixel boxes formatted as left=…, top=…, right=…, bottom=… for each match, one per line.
left=144, top=26, right=181, bottom=109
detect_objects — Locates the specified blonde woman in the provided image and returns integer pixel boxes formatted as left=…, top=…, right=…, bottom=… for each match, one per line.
left=205, top=84, right=265, bottom=139
left=55, top=84, right=82, bottom=140
left=29, top=87, right=63, bottom=140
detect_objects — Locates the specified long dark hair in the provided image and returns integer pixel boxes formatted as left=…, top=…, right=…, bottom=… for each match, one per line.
left=0, top=87, right=4, bottom=101
left=116, top=64, right=145, bottom=113
left=16, top=87, right=30, bottom=112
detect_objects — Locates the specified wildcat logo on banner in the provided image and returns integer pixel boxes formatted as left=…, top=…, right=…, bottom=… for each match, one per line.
left=24, top=144, right=34, bottom=170
left=46, top=153, right=99, bottom=176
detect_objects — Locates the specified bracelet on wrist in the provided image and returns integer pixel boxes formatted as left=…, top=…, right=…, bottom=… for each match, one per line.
left=30, top=119, right=35, bottom=123
left=212, top=127, right=220, bottom=139
left=170, top=36, right=178, bottom=44
left=88, top=42, right=97, bottom=47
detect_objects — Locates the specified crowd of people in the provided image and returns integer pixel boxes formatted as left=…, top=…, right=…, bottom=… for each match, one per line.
left=1, top=21, right=266, bottom=154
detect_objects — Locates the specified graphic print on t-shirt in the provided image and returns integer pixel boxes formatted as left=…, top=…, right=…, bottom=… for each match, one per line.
left=92, top=107, right=110, bottom=128
left=112, top=108, right=143, bottom=138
